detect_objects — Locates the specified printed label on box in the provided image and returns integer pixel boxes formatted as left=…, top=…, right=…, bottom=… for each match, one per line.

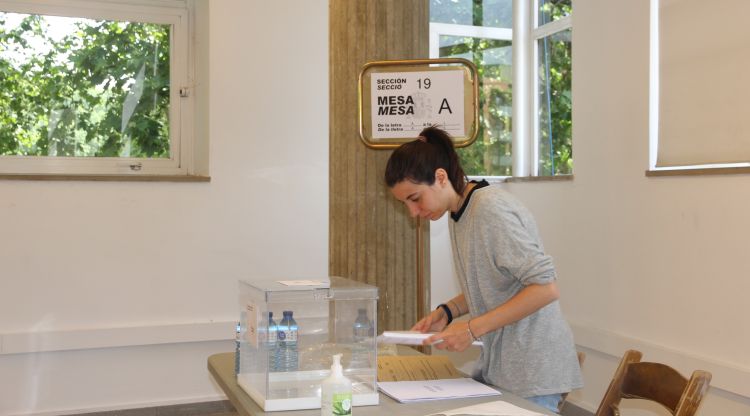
left=245, top=302, right=258, bottom=348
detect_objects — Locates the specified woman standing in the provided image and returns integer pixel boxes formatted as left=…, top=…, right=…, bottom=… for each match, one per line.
left=384, top=126, right=582, bottom=413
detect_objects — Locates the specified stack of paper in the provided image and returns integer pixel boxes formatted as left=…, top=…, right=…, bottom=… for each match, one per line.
left=379, top=330, right=483, bottom=346
left=425, top=400, right=547, bottom=416
left=377, top=378, right=501, bottom=403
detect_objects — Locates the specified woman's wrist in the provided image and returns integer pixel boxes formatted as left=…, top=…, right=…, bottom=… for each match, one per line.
left=447, top=299, right=462, bottom=316
left=467, top=319, right=480, bottom=341
left=436, top=303, right=453, bottom=324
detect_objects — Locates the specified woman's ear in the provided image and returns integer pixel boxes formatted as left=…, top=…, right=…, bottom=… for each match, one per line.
left=434, top=168, right=449, bottom=186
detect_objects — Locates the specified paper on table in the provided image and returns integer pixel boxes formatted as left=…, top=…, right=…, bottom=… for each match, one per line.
left=377, top=355, right=463, bottom=381
left=379, top=330, right=483, bottom=346
left=377, top=378, right=501, bottom=403
left=424, top=400, right=546, bottom=416
left=277, top=280, right=327, bottom=286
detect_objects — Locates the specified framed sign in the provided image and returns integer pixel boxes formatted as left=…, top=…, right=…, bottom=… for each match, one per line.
left=358, top=58, right=479, bottom=149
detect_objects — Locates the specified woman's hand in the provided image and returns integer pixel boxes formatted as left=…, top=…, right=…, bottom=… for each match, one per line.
left=411, top=308, right=449, bottom=333
left=424, top=321, right=474, bottom=352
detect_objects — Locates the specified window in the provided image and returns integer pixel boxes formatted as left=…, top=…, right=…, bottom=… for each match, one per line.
left=430, top=0, right=572, bottom=177
left=0, top=0, right=198, bottom=177
left=649, top=0, right=750, bottom=174
left=534, top=0, right=571, bottom=176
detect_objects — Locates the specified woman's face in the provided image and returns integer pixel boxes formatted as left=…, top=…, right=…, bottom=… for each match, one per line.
left=390, top=169, right=455, bottom=221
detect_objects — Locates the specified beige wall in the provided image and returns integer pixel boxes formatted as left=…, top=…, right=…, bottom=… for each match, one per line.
left=432, top=0, right=750, bottom=414
left=0, top=1, right=329, bottom=414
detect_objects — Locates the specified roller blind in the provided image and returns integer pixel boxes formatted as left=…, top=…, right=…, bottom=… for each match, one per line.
left=657, top=0, right=750, bottom=167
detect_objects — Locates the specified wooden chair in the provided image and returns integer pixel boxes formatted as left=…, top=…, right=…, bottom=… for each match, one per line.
left=557, top=351, right=586, bottom=412
left=595, top=350, right=712, bottom=416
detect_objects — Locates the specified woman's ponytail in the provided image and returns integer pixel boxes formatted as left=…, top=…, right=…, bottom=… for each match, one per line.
left=384, top=126, right=466, bottom=194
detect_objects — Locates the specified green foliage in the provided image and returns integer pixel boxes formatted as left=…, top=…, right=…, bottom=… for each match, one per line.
left=0, top=13, right=170, bottom=158
left=430, top=0, right=513, bottom=29
left=537, top=0, right=572, bottom=175
left=433, top=0, right=573, bottom=176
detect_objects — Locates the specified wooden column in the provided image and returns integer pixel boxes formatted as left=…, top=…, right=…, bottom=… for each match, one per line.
left=329, top=0, right=430, bottom=333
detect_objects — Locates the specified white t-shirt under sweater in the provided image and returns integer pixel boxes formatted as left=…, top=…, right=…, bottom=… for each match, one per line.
left=449, top=181, right=583, bottom=398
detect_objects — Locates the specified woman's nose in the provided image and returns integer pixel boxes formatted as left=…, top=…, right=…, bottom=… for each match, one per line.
left=407, top=202, right=420, bottom=218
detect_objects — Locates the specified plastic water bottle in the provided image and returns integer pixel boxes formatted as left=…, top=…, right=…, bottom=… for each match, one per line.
left=234, top=321, right=241, bottom=375
left=352, top=308, right=373, bottom=368
left=266, top=311, right=279, bottom=371
left=277, top=310, right=299, bottom=372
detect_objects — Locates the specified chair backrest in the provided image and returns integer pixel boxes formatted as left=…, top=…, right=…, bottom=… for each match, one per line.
left=595, top=350, right=712, bottom=416
left=557, top=351, right=586, bottom=412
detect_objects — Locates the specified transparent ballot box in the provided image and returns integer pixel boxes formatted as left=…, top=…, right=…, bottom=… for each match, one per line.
left=237, top=277, right=379, bottom=411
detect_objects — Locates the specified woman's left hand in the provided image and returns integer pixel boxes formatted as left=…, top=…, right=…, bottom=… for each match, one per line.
left=423, top=321, right=475, bottom=352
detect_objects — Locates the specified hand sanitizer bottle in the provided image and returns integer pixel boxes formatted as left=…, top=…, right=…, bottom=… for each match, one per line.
left=321, top=354, right=352, bottom=416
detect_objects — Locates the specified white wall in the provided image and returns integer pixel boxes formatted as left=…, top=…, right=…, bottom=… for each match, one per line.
left=431, top=0, right=750, bottom=414
left=0, top=1, right=329, bottom=414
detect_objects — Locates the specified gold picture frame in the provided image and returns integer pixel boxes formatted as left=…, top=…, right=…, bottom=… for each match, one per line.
left=358, top=58, right=479, bottom=149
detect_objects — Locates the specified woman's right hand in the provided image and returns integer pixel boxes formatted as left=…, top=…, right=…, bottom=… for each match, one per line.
left=411, top=308, right=449, bottom=333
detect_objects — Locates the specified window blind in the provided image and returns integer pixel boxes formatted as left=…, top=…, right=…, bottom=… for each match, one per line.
left=657, top=0, right=750, bottom=167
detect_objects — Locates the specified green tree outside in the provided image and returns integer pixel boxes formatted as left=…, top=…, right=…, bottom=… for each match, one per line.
left=0, top=13, right=170, bottom=158
left=431, top=0, right=572, bottom=176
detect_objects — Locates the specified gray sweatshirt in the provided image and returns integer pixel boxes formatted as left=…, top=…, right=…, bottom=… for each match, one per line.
left=449, top=183, right=583, bottom=397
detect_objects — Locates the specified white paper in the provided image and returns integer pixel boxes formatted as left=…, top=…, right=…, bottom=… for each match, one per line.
left=379, top=330, right=483, bottom=346
left=277, top=280, right=327, bottom=286
left=425, top=400, right=546, bottom=416
left=369, top=70, right=466, bottom=139
left=377, top=378, right=500, bottom=403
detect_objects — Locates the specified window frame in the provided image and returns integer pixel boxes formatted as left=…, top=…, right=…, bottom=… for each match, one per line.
left=531, top=0, right=572, bottom=176
left=0, top=0, right=197, bottom=177
left=428, top=0, right=573, bottom=178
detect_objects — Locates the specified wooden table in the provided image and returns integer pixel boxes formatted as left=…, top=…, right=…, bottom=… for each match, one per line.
left=208, top=351, right=555, bottom=416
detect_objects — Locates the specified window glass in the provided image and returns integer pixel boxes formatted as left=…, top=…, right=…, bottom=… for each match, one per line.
left=537, top=28, right=572, bottom=176
left=431, top=0, right=572, bottom=177
left=438, top=35, right=513, bottom=176
left=431, top=0, right=513, bottom=29
left=538, top=0, right=571, bottom=25
left=0, top=12, right=170, bottom=158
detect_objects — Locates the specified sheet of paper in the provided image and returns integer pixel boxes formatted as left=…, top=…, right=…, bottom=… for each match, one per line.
left=277, top=280, right=327, bottom=286
left=377, top=378, right=501, bottom=403
left=379, top=330, right=483, bottom=346
left=424, top=400, right=546, bottom=416
left=377, top=355, right=463, bottom=381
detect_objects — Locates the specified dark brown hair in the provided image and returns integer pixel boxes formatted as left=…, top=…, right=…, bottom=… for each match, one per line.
left=384, top=126, right=466, bottom=194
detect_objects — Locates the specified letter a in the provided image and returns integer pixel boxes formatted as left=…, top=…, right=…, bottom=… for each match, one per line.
left=438, top=98, right=453, bottom=114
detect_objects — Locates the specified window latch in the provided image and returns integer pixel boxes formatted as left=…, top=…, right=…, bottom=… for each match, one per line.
left=129, top=163, right=143, bottom=171
left=179, top=87, right=190, bottom=97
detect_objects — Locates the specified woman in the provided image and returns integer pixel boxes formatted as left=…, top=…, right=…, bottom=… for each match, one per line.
left=384, top=126, right=582, bottom=413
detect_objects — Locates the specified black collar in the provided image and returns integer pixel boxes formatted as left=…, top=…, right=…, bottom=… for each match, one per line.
left=451, top=179, right=489, bottom=222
